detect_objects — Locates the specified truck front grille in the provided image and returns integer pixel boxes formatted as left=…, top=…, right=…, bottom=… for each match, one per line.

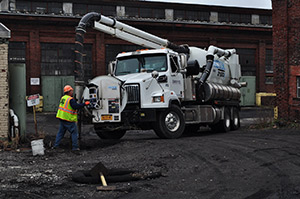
left=124, top=84, right=140, bottom=104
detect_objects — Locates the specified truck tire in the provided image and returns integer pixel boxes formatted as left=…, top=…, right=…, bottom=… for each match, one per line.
left=231, top=107, right=240, bottom=130
left=154, top=105, right=185, bottom=139
left=210, top=107, right=231, bottom=133
left=95, top=130, right=126, bottom=140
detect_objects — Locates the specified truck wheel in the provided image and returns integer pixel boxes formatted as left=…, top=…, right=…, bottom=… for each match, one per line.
left=95, top=130, right=126, bottom=140
left=154, top=105, right=185, bottom=139
left=210, top=108, right=231, bottom=133
left=231, top=107, right=240, bottom=130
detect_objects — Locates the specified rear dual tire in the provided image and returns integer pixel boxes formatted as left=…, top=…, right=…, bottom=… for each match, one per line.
left=210, top=108, right=231, bottom=133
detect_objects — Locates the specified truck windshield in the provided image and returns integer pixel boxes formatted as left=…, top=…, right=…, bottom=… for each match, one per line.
left=115, top=54, right=167, bottom=76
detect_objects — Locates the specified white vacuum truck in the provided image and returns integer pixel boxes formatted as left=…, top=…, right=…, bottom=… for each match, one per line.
left=74, top=12, right=246, bottom=139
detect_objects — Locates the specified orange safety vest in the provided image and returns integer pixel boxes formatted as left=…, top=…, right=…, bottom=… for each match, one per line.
left=56, top=95, right=77, bottom=122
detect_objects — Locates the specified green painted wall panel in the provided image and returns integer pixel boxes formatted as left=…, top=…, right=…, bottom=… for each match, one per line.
left=9, top=63, right=26, bottom=137
left=240, top=76, right=256, bottom=106
left=42, top=76, right=74, bottom=112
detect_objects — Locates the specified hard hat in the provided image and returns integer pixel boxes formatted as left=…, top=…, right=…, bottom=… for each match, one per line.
left=64, top=85, right=73, bottom=93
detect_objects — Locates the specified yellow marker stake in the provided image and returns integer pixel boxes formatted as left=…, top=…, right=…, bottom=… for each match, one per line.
left=274, top=106, right=278, bottom=120
left=100, top=172, right=107, bottom=186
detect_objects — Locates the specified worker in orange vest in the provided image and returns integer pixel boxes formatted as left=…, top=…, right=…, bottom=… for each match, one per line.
left=53, top=85, right=89, bottom=155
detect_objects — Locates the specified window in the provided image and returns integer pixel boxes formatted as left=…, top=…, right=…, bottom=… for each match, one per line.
left=16, top=1, right=62, bottom=14
left=260, top=15, right=272, bottom=25
left=115, top=54, right=167, bottom=76
left=297, top=77, right=300, bottom=98
left=236, top=48, right=256, bottom=76
left=140, top=8, right=152, bottom=18
left=102, top=5, right=116, bottom=16
left=32, top=2, right=47, bottom=13
left=41, top=43, right=92, bottom=81
left=153, top=9, right=164, bottom=19
left=174, top=10, right=185, bottom=20
left=198, top=11, right=210, bottom=21
left=240, top=14, right=251, bottom=24
left=16, top=1, right=31, bottom=12
left=230, top=13, right=240, bottom=23
left=73, top=3, right=87, bottom=15
left=8, top=42, right=26, bottom=63
left=88, top=5, right=102, bottom=13
left=218, top=13, right=229, bottom=23
left=126, top=7, right=139, bottom=18
left=48, top=2, right=62, bottom=14
left=265, top=49, right=273, bottom=73
left=265, top=76, right=273, bottom=84
left=186, top=10, right=198, bottom=20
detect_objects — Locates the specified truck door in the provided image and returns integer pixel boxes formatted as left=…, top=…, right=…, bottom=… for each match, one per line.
left=169, top=55, right=184, bottom=99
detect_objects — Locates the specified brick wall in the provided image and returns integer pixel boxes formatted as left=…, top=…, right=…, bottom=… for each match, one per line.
left=272, top=0, right=300, bottom=120
left=0, top=42, right=9, bottom=138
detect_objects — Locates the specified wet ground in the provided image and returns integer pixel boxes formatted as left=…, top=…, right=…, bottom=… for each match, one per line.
left=2, top=107, right=300, bottom=199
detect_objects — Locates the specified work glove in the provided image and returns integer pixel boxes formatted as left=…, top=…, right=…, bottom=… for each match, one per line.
left=84, top=101, right=90, bottom=106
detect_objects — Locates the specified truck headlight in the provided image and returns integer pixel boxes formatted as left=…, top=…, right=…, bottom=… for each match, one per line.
left=152, top=95, right=164, bottom=103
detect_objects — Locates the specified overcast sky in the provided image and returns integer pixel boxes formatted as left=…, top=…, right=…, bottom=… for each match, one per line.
left=145, top=0, right=272, bottom=9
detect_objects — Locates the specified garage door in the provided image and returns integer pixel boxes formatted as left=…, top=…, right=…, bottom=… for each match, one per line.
left=41, top=76, right=74, bottom=112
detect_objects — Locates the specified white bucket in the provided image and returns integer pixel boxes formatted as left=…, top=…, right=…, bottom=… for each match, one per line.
left=31, top=139, right=44, bottom=156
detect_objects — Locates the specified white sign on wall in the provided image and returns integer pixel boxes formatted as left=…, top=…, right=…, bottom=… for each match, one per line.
left=30, top=78, right=40, bottom=85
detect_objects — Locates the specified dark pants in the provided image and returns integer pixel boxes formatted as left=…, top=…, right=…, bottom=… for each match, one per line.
left=54, top=119, right=79, bottom=150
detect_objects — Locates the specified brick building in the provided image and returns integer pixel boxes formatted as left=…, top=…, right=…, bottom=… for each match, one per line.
left=0, top=23, right=10, bottom=139
left=272, top=0, right=300, bottom=120
left=0, top=0, right=273, bottom=112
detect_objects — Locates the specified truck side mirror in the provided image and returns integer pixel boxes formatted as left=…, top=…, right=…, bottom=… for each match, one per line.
left=179, top=54, right=187, bottom=69
left=108, top=61, right=116, bottom=75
